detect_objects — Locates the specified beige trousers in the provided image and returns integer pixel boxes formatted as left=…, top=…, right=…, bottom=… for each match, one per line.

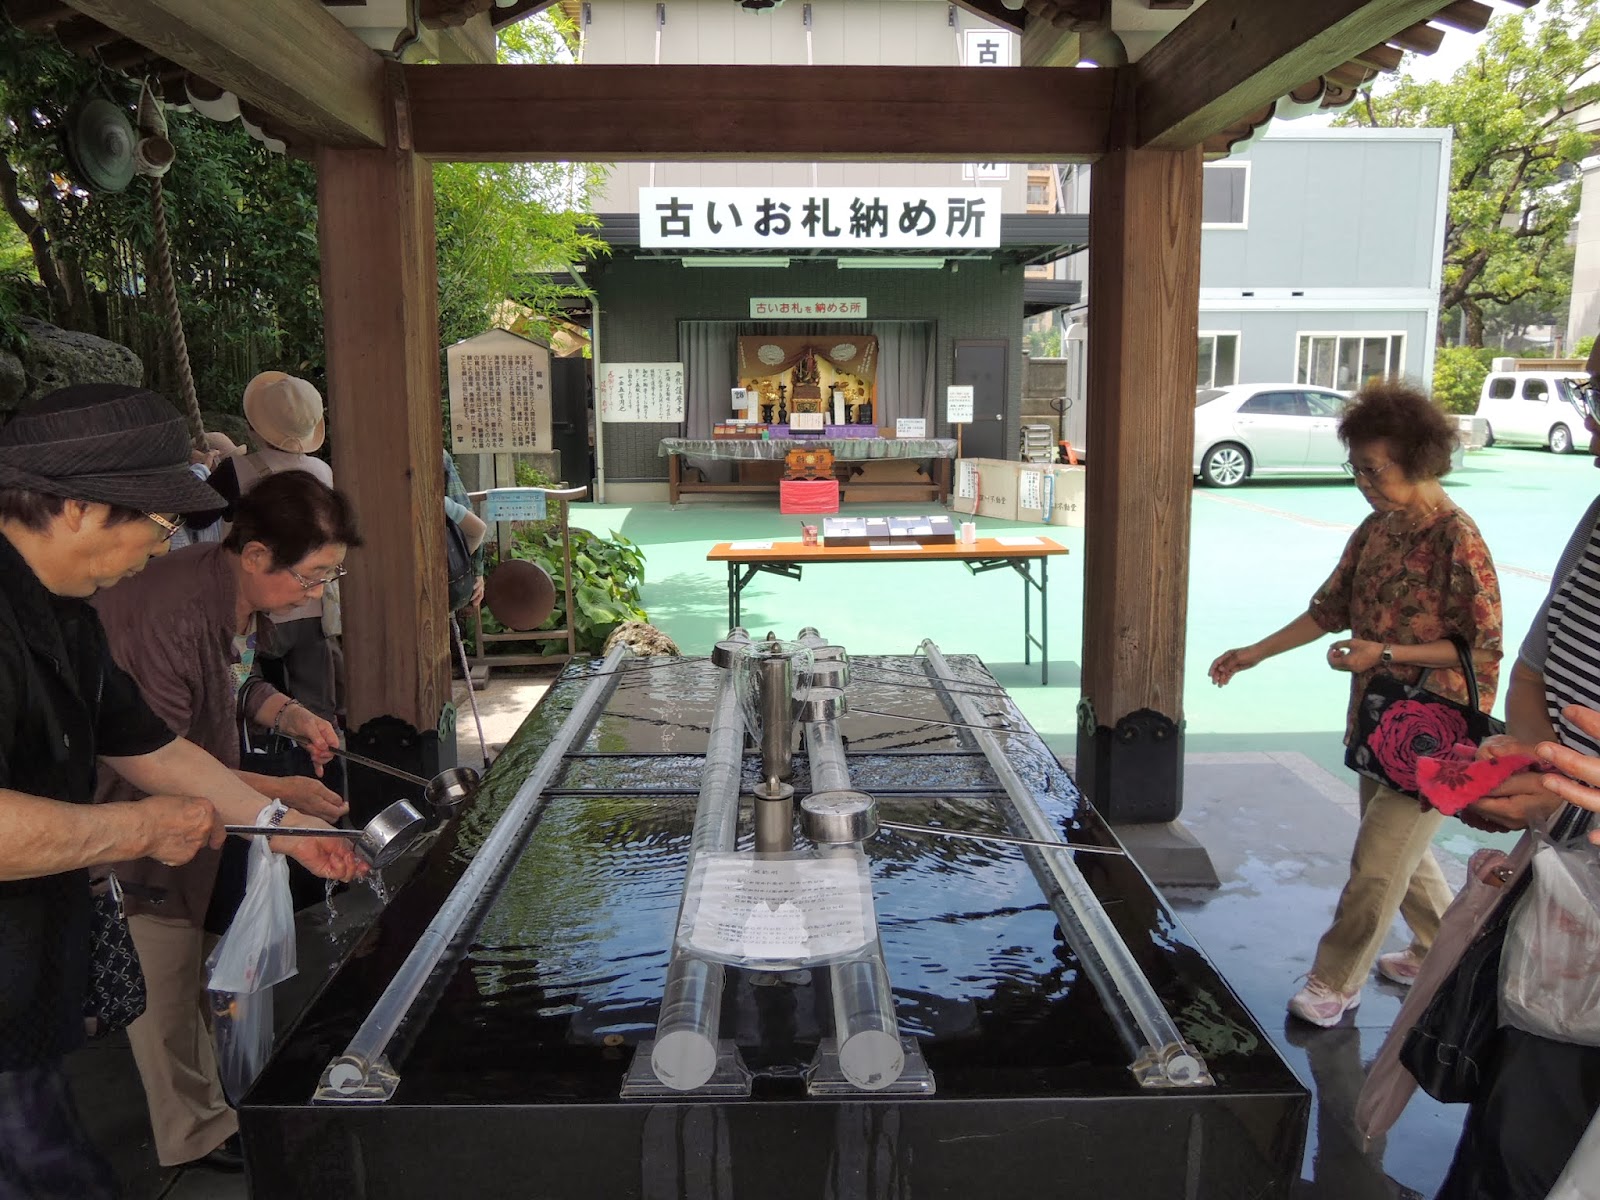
left=1309, top=776, right=1456, bottom=995
left=125, top=914, right=237, bottom=1166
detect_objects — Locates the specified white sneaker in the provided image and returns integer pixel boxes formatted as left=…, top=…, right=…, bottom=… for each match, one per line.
left=1288, top=978, right=1362, bottom=1028
left=1376, top=949, right=1423, bottom=987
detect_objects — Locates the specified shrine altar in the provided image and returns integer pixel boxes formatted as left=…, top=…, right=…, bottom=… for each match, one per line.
left=659, top=437, right=955, bottom=505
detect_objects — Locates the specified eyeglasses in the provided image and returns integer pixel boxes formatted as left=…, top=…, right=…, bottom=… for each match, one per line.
left=288, top=564, right=348, bottom=592
left=1571, top=381, right=1600, bottom=425
left=1341, top=461, right=1395, bottom=483
left=145, top=512, right=184, bottom=543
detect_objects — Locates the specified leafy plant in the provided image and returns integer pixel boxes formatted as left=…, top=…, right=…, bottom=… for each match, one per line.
left=1433, top=345, right=1490, bottom=415
left=502, top=526, right=647, bottom=655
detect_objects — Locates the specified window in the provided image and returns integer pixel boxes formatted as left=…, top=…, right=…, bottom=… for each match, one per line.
left=1302, top=391, right=1345, bottom=417
left=1202, top=163, right=1250, bottom=228
left=1239, top=391, right=1302, bottom=417
left=1197, top=332, right=1240, bottom=388
left=1523, top=378, right=1550, bottom=402
left=1487, top=376, right=1515, bottom=400
left=1295, top=333, right=1405, bottom=391
left=1027, top=182, right=1049, bottom=206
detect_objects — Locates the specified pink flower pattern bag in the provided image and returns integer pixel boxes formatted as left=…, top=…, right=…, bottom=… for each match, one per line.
left=1345, top=634, right=1503, bottom=798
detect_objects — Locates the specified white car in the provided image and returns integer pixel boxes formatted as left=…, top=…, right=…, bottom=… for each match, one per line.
left=1193, top=384, right=1351, bottom=487
left=1473, top=371, right=1588, bottom=453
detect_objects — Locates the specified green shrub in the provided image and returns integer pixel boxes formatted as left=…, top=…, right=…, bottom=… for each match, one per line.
left=1433, top=345, right=1489, bottom=415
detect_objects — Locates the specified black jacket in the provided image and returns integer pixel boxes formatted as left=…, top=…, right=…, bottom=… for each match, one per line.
left=0, top=534, right=172, bottom=1070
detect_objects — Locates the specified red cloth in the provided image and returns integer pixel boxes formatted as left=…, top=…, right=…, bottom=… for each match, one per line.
left=1416, top=741, right=1544, bottom=817
left=779, top=479, right=840, bottom=514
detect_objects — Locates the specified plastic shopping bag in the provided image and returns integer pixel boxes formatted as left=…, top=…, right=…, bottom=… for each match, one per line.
left=207, top=803, right=297, bottom=1103
left=1498, top=840, right=1600, bottom=1046
left=1548, top=1105, right=1600, bottom=1200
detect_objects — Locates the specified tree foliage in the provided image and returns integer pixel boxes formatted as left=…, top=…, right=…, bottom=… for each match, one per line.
left=1337, top=0, right=1600, bottom=347
left=0, top=12, right=603, bottom=427
left=1432, top=344, right=1491, bottom=414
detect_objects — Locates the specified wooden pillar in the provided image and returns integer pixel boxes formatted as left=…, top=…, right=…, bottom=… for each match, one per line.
left=1075, top=131, right=1202, bottom=824
left=316, top=70, right=449, bottom=781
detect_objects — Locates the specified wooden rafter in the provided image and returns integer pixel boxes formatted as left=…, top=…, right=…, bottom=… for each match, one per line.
left=60, top=0, right=387, bottom=147
left=404, top=63, right=1117, bottom=163
left=1135, top=0, right=1453, bottom=150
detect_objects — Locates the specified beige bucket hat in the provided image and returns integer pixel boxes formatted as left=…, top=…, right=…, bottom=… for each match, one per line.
left=242, top=371, right=325, bottom=454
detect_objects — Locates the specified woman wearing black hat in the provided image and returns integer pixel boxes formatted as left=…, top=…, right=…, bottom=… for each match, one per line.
left=0, top=385, right=364, bottom=1198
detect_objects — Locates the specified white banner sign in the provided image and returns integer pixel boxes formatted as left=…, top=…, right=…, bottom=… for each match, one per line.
left=750, top=297, right=867, bottom=319
left=599, top=362, right=685, bottom=423
left=641, top=187, right=1002, bottom=249
left=946, top=385, right=975, bottom=424
left=963, top=27, right=1013, bottom=68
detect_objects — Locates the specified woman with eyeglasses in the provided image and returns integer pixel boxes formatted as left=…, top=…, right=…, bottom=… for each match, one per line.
left=1208, top=380, right=1503, bottom=1030
left=86, top=469, right=360, bottom=1172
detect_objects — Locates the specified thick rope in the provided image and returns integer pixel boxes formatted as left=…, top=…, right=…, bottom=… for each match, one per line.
left=148, top=175, right=206, bottom=450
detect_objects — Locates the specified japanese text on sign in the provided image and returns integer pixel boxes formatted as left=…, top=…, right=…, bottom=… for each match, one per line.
left=750, top=298, right=868, bottom=319
left=895, top=418, right=928, bottom=439
left=962, top=28, right=1014, bottom=182
left=946, top=386, right=975, bottom=424
left=641, top=187, right=1002, bottom=249
left=448, top=345, right=551, bottom=454
left=483, top=488, right=549, bottom=523
left=599, top=362, right=686, bottom=423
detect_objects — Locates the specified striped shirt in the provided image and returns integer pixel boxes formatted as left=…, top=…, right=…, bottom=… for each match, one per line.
left=1522, top=494, right=1600, bottom=757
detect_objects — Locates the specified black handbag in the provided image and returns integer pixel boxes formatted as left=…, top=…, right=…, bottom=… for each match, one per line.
left=83, top=874, right=147, bottom=1038
left=1345, top=634, right=1504, bottom=798
left=1398, top=868, right=1528, bottom=1103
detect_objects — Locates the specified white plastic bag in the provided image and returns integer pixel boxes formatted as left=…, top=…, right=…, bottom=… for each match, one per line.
left=207, top=803, right=297, bottom=1103
left=1498, top=841, right=1600, bottom=1046
left=208, top=803, right=297, bottom=993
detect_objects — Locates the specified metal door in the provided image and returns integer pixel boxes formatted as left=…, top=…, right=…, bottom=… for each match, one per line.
left=955, top=340, right=1009, bottom=460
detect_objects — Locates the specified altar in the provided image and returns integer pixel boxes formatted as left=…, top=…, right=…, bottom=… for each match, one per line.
left=660, top=436, right=955, bottom=505
left=737, top=334, right=878, bottom=426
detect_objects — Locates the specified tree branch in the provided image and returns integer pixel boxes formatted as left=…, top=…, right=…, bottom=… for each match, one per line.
left=0, top=146, right=70, bottom=320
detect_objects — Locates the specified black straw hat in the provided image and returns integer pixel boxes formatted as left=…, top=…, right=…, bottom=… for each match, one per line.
left=0, top=384, right=226, bottom=516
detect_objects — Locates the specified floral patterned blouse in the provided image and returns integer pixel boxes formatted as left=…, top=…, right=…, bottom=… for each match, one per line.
left=1309, top=507, right=1502, bottom=743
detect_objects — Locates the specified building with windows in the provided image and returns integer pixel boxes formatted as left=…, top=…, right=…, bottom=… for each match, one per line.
left=1051, top=126, right=1450, bottom=449
left=1195, top=127, right=1449, bottom=392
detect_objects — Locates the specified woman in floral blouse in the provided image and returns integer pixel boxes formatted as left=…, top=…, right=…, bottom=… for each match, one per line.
left=1209, top=380, right=1503, bottom=1028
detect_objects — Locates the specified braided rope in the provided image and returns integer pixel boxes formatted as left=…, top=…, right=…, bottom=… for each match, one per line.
left=148, top=175, right=206, bottom=450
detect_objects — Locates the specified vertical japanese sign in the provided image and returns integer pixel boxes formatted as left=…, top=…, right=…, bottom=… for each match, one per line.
left=598, top=363, right=686, bottom=423
left=961, top=26, right=1013, bottom=183
left=446, top=329, right=552, bottom=454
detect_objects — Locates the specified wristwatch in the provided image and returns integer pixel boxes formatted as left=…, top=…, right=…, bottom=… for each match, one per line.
left=1380, top=644, right=1394, bottom=664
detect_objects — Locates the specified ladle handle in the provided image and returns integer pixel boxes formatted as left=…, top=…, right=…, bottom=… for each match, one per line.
left=291, top=739, right=432, bottom=789
left=224, top=825, right=363, bottom=839
left=876, top=819, right=1125, bottom=857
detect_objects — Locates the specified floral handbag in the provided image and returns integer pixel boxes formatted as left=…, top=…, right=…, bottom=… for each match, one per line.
left=1345, top=634, right=1504, bottom=799
left=84, top=872, right=148, bottom=1038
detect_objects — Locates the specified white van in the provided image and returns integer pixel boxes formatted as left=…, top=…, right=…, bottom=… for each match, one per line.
left=1475, top=371, right=1588, bottom=453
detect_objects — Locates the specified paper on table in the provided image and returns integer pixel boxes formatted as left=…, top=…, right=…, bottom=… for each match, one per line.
left=678, top=852, right=875, bottom=966
left=995, top=536, right=1044, bottom=546
left=728, top=540, right=775, bottom=550
left=868, top=541, right=910, bottom=551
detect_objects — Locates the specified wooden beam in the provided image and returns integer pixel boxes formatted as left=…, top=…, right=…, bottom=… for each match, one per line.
left=61, top=0, right=386, bottom=147
left=1388, top=20, right=1445, bottom=55
left=405, top=64, right=1117, bottom=162
left=1078, top=132, right=1202, bottom=821
left=1352, top=41, right=1405, bottom=72
left=1021, top=19, right=1081, bottom=67
left=1432, top=1, right=1494, bottom=34
left=951, top=1, right=1025, bottom=33
left=319, top=66, right=449, bottom=732
left=1136, top=0, right=1448, bottom=149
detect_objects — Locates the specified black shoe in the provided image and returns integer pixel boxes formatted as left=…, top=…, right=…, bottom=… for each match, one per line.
left=187, top=1133, right=244, bottom=1172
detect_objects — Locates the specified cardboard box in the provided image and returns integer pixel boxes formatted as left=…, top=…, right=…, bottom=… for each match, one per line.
left=951, top=458, right=1019, bottom=522
left=1045, top=464, right=1086, bottom=528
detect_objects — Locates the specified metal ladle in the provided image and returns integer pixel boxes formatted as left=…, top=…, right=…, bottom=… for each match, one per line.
left=295, top=740, right=483, bottom=819
left=226, top=799, right=428, bottom=869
